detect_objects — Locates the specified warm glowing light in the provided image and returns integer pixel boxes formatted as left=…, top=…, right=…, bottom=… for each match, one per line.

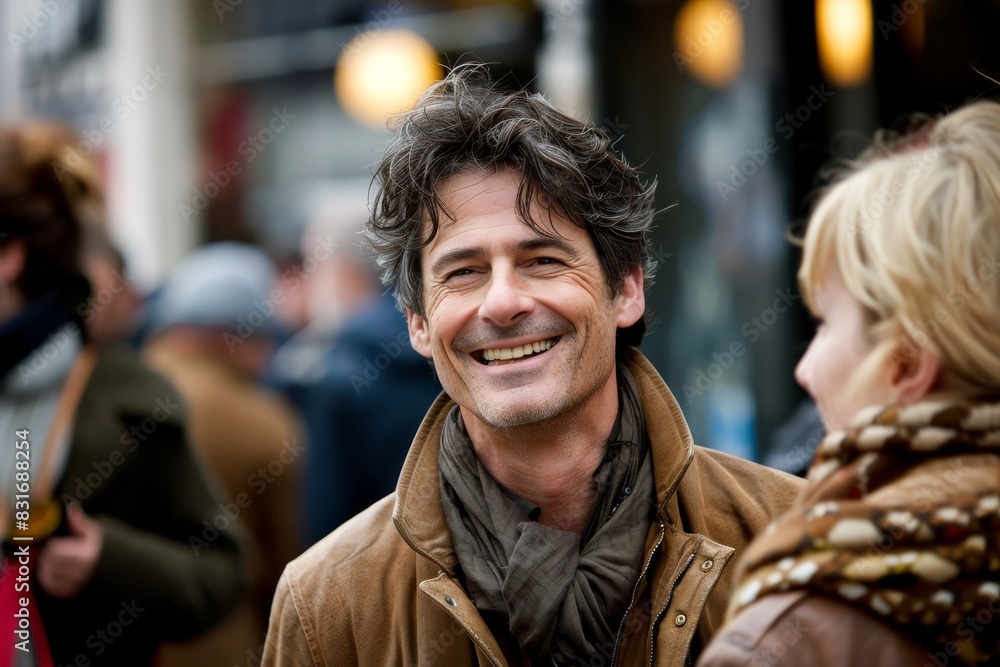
left=335, top=29, right=442, bottom=128
left=816, top=0, right=873, bottom=86
left=673, top=0, right=743, bottom=89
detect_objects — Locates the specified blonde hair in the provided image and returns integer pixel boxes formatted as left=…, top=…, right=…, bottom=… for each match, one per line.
left=799, top=101, right=1000, bottom=395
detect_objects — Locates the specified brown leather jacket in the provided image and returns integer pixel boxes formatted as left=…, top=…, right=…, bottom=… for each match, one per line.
left=696, top=591, right=932, bottom=667
left=263, top=350, right=803, bottom=666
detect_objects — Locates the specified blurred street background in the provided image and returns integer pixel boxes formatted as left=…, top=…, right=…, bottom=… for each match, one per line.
left=3, top=0, right=999, bottom=472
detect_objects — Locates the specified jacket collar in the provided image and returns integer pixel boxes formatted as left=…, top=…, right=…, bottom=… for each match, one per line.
left=392, top=347, right=695, bottom=574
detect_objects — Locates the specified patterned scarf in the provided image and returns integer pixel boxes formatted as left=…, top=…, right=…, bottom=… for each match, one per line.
left=439, top=367, right=654, bottom=665
left=730, top=396, right=1000, bottom=665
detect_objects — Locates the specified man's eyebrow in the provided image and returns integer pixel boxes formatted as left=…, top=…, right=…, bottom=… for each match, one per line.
left=429, top=247, right=484, bottom=277
left=515, top=236, right=581, bottom=258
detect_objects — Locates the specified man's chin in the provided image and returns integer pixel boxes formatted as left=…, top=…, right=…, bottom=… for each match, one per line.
left=472, top=397, right=562, bottom=430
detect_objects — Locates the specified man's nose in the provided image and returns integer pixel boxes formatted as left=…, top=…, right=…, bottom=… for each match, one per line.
left=478, top=266, right=533, bottom=325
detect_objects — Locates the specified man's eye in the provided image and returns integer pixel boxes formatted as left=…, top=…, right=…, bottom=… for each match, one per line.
left=533, top=257, right=561, bottom=266
left=446, top=268, right=476, bottom=280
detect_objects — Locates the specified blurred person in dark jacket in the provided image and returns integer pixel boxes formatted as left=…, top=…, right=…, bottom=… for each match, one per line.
left=272, top=195, right=440, bottom=546
left=0, top=121, right=245, bottom=666
left=142, top=242, right=304, bottom=667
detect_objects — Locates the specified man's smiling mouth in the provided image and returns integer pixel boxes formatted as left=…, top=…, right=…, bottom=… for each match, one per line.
left=476, top=337, right=560, bottom=366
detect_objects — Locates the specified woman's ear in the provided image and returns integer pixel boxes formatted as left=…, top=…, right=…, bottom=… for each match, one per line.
left=889, top=342, right=941, bottom=403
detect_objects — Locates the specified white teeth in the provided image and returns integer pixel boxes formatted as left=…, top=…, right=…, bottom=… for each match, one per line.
left=481, top=338, right=555, bottom=362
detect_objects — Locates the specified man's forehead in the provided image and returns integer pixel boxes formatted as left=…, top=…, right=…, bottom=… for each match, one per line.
left=421, top=168, right=580, bottom=243
left=434, top=167, right=521, bottom=216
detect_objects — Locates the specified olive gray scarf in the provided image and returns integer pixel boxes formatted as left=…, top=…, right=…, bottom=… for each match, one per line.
left=439, top=367, right=654, bottom=665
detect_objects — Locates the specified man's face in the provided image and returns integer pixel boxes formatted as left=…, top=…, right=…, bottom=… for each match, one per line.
left=406, top=167, right=644, bottom=431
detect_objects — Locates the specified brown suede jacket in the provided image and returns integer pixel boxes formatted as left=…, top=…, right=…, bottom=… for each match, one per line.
left=263, top=349, right=803, bottom=666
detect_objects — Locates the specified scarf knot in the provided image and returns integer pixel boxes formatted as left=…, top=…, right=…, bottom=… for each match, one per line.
left=439, top=367, right=655, bottom=665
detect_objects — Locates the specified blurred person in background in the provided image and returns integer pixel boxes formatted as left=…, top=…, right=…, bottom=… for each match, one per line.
left=0, top=121, right=245, bottom=665
left=142, top=242, right=304, bottom=667
left=272, top=196, right=440, bottom=545
left=264, top=65, right=803, bottom=667
left=698, top=102, right=1000, bottom=666
left=79, top=231, right=142, bottom=347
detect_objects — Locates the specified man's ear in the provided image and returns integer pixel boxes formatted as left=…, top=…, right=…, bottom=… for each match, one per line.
left=614, top=266, right=645, bottom=329
left=889, top=343, right=940, bottom=403
left=406, top=308, right=433, bottom=359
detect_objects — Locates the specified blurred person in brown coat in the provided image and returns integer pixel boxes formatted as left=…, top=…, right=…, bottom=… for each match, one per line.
left=143, top=242, right=304, bottom=667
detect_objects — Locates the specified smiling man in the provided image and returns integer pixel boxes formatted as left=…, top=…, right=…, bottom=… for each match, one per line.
left=263, top=65, right=803, bottom=667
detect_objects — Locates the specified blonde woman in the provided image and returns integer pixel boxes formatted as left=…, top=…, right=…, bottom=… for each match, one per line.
left=698, top=102, right=1000, bottom=666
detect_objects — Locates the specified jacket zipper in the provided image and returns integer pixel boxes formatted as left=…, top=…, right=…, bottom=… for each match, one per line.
left=610, top=518, right=665, bottom=666
left=647, top=552, right=696, bottom=667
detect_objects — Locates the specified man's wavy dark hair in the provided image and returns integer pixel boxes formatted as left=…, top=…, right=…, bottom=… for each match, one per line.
left=366, top=63, right=658, bottom=349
